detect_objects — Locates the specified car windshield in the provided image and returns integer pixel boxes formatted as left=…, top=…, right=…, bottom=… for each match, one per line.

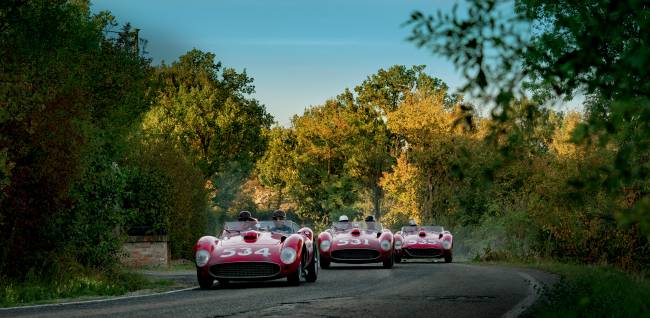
left=401, top=225, right=444, bottom=233
left=331, top=221, right=383, bottom=231
left=223, top=220, right=300, bottom=235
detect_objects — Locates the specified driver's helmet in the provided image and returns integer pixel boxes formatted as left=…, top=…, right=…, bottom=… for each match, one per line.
left=338, top=215, right=349, bottom=222
left=238, top=210, right=256, bottom=222
left=364, top=215, right=376, bottom=222
left=408, top=219, right=417, bottom=226
left=272, top=209, right=286, bottom=220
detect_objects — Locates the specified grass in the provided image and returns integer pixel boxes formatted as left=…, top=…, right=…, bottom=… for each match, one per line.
left=478, top=259, right=650, bottom=318
left=526, top=262, right=650, bottom=317
left=0, top=270, right=174, bottom=308
left=139, top=262, right=195, bottom=272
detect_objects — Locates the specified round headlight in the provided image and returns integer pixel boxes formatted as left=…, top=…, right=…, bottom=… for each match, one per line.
left=280, top=247, right=297, bottom=264
left=442, top=240, right=452, bottom=250
left=195, top=249, right=210, bottom=267
left=394, top=240, right=403, bottom=249
left=320, top=240, right=331, bottom=252
left=380, top=240, right=391, bottom=251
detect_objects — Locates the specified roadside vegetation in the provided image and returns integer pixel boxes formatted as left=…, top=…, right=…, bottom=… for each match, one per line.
left=525, top=262, right=650, bottom=317
left=0, top=0, right=648, bottom=314
left=0, top=270, right=172, bottom=307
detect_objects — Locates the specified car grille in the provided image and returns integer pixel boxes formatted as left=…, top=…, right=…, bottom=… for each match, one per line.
left=404, top=248, right=443, bottom=257
left=210, top=262, right=280, bottom=279
left=331, top=249, right=380, bottom=260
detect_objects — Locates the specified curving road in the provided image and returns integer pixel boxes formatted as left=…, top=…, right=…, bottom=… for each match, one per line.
left=0, top=261, right=555, bottom=318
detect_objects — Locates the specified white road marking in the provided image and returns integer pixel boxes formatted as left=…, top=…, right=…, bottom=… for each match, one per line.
left=0, top=287, right=196, bottom=311
left=502, top=272, right=542, bottom=318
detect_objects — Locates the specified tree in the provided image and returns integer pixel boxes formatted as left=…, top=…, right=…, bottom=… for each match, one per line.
left=143, top=49, right=273, bottom=215
left=0, top=1, right=153, bottom=276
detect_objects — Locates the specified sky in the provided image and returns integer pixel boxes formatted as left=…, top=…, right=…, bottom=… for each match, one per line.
left=90, top=0, right=468, bottom=126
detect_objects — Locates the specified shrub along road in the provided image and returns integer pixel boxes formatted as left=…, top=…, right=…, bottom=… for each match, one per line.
left=0, top=262, right=555, bottom=318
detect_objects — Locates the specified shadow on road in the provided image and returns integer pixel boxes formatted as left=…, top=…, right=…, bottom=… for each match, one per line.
left=201, top=280, right=308, bottom=290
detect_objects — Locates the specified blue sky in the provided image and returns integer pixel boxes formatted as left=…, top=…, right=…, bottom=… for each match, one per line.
left=91, top=0, right=467, bottom=125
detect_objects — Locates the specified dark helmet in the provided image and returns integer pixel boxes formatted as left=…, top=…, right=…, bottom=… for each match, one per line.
left=272, top=209, right=286, bottom=220
left=364, top=215, right=376, bottom=222
left=238, top=210, right=255, bottom=221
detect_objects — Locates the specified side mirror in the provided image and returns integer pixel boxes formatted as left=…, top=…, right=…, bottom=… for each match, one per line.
left=439, top=233, right=443, bottom=239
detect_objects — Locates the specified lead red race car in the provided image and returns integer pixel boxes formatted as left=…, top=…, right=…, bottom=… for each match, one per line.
left=193, top=220, right=318, bottom=288
left=317, top=219, right=395, bottom=269
left=393, top=225, right=453, bottom=263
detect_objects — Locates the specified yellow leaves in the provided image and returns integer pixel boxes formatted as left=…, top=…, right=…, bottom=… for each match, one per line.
left=550, top=111, right=583, bottom=158
left=386, top=90, right=453, bottom=143
left=379, top=154, right=420, bottom=227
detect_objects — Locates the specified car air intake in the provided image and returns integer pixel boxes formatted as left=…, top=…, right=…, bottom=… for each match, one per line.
left=419, top=231, right=426, bottom=237
left=331, top=249, right=380, bottom=260
left=404, top=248, right=443, bottom=257
left=210, top=262, right=280, bottom=279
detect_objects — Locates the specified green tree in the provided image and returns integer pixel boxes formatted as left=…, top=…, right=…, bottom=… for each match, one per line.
left=143, top=49, right=273, bottom=213
left=0, top=1, right=153, bottom=276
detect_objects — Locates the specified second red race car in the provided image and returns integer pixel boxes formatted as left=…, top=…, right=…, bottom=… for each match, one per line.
left=317, top=216, right=395, bottom=269
left=193, top=217, right=318, bottom=288
left=393, top=224, right=453, bottom=263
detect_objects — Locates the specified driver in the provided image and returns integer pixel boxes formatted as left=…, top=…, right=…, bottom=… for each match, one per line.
left=404, top=219, right=418, bottom=233
left=365, top=215, right=377, bottom=230
left=337, top=215, right=351, bottom=230
left=270, top=209, right=293, bottom=233
left=237, top=210, right=258, bottom=230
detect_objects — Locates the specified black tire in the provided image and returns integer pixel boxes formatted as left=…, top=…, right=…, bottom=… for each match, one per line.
left=287, top=258, right=303, bottom=286
left=395, top=254, right=402, bottom=263
left=382, top=252, right=394, bottom=269
left=305, top=246, right=318, bottom=282
left=197, top=272, right=214, bottom=289
left=320, top=257, right=331, bottom=269
left=444, top=252, right=453, bottom=263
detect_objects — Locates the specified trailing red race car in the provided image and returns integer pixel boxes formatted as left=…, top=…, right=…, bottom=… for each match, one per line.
left=393, top=224, right=453, bottom=263
left=317, top=217, right=394, bottom=269
left=193, top=219, right=318, bottom=288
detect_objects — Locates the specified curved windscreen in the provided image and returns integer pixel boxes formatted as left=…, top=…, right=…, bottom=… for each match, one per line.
left=331, top=221, right=383, bottom=232
left=223, top=220, right=300, bottom=235
left=401, top=225, right=444, bottom=233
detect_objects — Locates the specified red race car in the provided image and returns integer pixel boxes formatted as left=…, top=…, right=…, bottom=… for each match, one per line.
left=317, top=220, right=394, bottom=269
left=193, top=220, right=318, bottom=288
left=393, top=225, right=453, bottom=263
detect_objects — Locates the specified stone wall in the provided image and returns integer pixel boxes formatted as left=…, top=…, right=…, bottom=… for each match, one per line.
left=122, top=235, right=170, bottom=267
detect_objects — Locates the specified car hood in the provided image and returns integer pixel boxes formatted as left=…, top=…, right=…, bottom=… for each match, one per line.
left=401, top=233, right=444, bottom=248
left=218, top=231, right=285, bottom=247
left=330, top=231, right=386, bottom=250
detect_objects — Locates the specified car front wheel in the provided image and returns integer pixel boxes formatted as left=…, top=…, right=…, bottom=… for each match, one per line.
left=382, top=252, right=394, bottom=269
left=287, top=258, right=304, bottom=286
left=197, top=272, right=214, bottom=289
left=305, top=247, right=318, bottom=282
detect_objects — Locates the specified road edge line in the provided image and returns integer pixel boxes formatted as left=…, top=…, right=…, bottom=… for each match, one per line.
left=502, top=272, right=542, bottom=318
left=0, top=287, right=196, bottom=311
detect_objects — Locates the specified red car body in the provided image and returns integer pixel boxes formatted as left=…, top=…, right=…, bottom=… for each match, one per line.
left=194, top=220, right=318, bottom=288
left=393, top=225, right=453, bottom=263
left=317, top=221, right=395, bottom=269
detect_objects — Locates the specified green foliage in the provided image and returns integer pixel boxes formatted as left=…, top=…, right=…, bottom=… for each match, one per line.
left=0, top=270, right=164, bottom=307
left=144, top=49, right=272, bottom=179
left=527, top=263, right=650, bottom=317
left=0, top=1, right=153, bottom=277
left=404, top=0, right=650, bottom=268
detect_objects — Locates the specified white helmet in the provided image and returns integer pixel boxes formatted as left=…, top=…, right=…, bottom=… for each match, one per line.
left=338, top=215, right=349, bottom=222
left=408, top=219, right=417, bottom=226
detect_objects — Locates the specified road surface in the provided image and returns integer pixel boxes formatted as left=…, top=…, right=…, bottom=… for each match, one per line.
left=0, top=261, right=555, bottom=318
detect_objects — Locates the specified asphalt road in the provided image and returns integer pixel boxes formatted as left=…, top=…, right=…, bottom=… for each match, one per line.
left=0, top=261, right=555, bottom=318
